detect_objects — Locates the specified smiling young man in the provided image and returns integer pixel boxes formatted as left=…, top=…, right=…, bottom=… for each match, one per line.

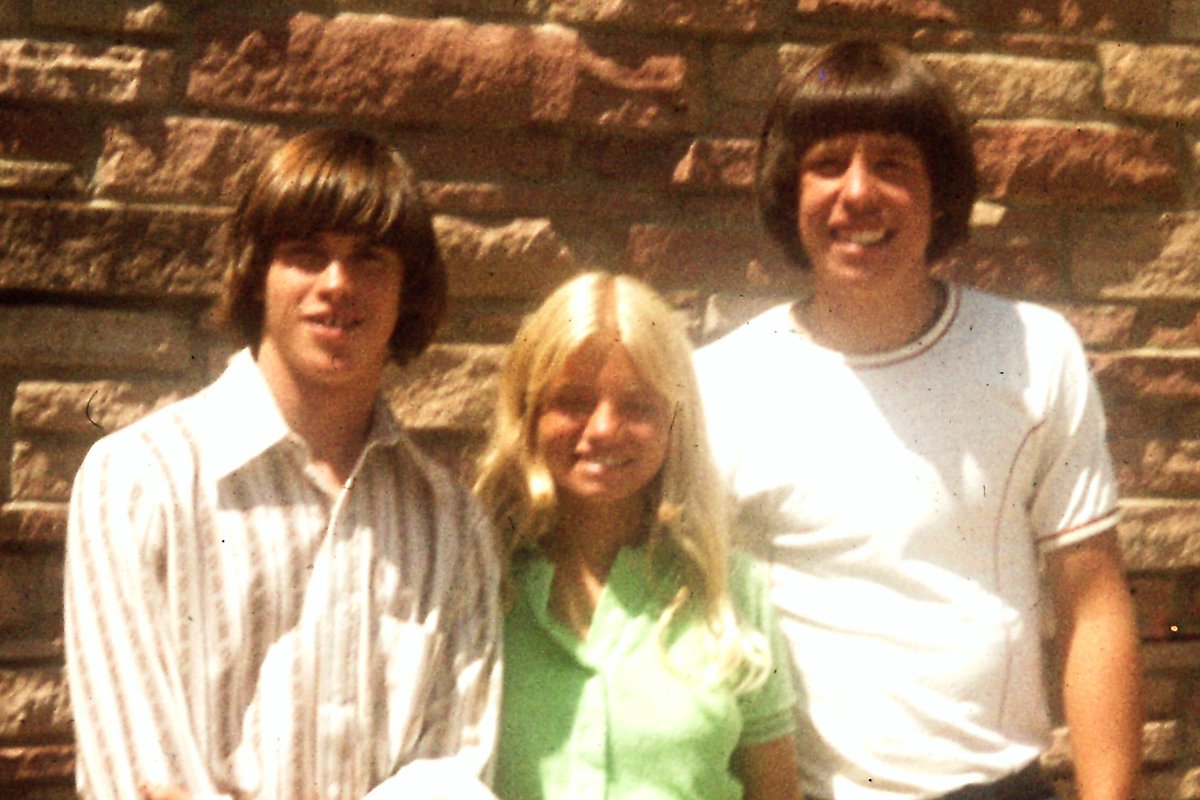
left=695, top=41, right=1142, bottom=800
left=64, top=129, right=500, bottom=800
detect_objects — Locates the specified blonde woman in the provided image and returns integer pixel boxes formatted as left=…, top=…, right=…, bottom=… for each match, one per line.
left=475, top=272, right=801, bottom=800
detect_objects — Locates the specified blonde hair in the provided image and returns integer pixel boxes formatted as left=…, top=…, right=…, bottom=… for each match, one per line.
left=475, top=272, right=768, bottom=692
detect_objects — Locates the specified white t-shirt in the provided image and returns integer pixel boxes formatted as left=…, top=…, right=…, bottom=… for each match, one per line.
left=694, top=284, right=1118, bottom=800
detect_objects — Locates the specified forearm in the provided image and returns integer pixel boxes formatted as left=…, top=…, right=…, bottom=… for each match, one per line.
left=1054, top=537, right=1143, bottom=800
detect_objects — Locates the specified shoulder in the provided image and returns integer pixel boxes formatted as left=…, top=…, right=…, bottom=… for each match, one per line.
left=77, top=387, right=209, bottom=486
left=955, top=285, right=1079, bottom=346
left=726, top=549, right=772, bottom=620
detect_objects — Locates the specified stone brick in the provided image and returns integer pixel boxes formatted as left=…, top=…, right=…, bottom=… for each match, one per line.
left=188, top=14, right=699, bottom=134
left=1118, top=500, right=1200, bottom=571
left=96, top=118, right=286, bottom=204
left=1182, top=768, right=1200, bottom=800
left=794, top=0, right=959, bottom=25
left=13, top=380, right=187, bottom=436
left=626, top=222, right=791, bottom=292
left=423, top=181, right=663, bottom=220
left=32, top=0, right=180, bottom=34
left=403, top=130, right=571, bottom=181
left=0, top=503, right=66, bottom=547
left=0, top=745, right=73, bottom=785
left=0, top=39, right=172, bottom=106
left=977, top=1, right=1163, bottom=37
left=1043, top=720, right=1181, bottom=770
left=575, top=136, right=688, bottom=185
left=0, top=108, right=91, bottom=162
left=1143, top=307, right=1200, bottom=349
left=934, top=242, right=1062, bottom=299
left=974, top=122, right=1180, bottom=208
left=11, top=440, right=89, bottom=502
left=436, top=216, right=575, bottom=300
left=1056, top=304, right=1137, bottom=349
left=0, top=201, right=225, bottom=296
left=0, top=160, right=80, bottom=195
left=0, top=550, right=63, bottom=646
left=542, top=0, right=783, bottom=33
left=993, top=33, right=1102, bottom=60
left=1071, top=212, right=1200, bottom=301
left=1174, top=0, right=1200, bottom=41
left=1129, top=575, right=1179, bottom=639
left=0, top=306, right=194, bottom=373
left=1112, top=438, right=1200, bottom=496
left=0, top=1, right=16, bottom=26
left=1100, top=42, right=1200, bottom=122
left=711, top=44, right=783, bottom=110
left=385, top=344, right=505, bottom=431
left=672, top=138, right=755, bottom=190
left=1142, top=673, right=1180, bottom=719
left=925, top=53, right=1098, bottom=119
left=0, top=667, right=70, bottom=740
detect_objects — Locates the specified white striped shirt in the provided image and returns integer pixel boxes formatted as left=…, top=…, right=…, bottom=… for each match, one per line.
left=65, top=349, right=501, bottom=800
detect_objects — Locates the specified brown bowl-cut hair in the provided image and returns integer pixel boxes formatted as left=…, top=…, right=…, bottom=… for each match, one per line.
left=215, top=127, right=446, bottom=365
left=757, top=40, right=978, bottom=268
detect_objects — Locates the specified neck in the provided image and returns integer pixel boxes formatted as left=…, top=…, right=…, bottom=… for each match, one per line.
left=258, top=360, right=381, bottom=487
left=543, top=496, right=646, bottom=579
left=799, top=276, right=945, bottom=354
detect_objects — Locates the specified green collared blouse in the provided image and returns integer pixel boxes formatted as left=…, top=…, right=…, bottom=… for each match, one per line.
left=495, top=546, right=796, bottom=800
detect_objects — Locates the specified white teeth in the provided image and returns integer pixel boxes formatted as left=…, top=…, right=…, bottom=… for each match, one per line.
left=844, top=230, right=886, bottom=245
left=582, top=456, right=630, bottom=469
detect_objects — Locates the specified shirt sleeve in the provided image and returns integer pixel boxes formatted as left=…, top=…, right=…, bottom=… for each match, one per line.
left=64, top=434, right=235, bottom=800
left=729, top=552, right=797, bottom=746
left=1030, top=315, right=1121, bottom=552
left=366, top=501, right=502, bottom=800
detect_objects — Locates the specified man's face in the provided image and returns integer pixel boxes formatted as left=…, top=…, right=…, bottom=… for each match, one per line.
left=797, top=131, right=934, bottom=292
left=255, top=230, right=404, bottom=395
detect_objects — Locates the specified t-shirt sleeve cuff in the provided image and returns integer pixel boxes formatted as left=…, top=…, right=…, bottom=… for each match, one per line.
left=1036, top=507, right=1121, bottom=552
left=738, top=706, right=796, bottom=746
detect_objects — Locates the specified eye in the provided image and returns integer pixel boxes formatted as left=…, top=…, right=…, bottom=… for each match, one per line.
left=545, top=389, right=596, bottom=418
left=274, top=241, right=326, bottom=270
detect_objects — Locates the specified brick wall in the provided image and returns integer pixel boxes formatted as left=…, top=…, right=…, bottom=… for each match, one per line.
left=1, top=1, right=1197, bottom=797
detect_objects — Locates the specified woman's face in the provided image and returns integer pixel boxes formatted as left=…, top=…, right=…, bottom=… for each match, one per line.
left=535, top=342, right=672, bottom=517
left=797, top=131, right=934, bottom=291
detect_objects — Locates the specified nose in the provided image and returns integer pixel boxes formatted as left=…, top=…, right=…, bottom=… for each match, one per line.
left=316, top=258, right=351, bottom=295
left=840, top=153, right=878, bottom=207
left=581, top=400, right=620, bottom=443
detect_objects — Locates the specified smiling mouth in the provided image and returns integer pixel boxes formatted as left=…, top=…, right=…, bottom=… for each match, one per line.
left=836, top=229, right=889, bottom=246
left=578, top=455, right=633, bottom=469
left=309, top=314, right=362, bottom=332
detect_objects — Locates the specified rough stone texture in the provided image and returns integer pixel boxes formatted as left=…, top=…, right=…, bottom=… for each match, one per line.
left=0, top=667, right=71, bottom=740
left=0, top=201, right=225, bottom=297
left=977, top=0, right=1163, bottom=36
left=0, top=160, right=81, bottom=195
left=96, top=118, right=286, bottom=204
left=0, top=503, right=66, bottom=547
left=0, top=551, right=62, bottom=644
left=934, top=242, right=1062, bottom=299
left=0, top=307, right=194, bottom=373
left=574, top=136, right=687, bottom=186
left=32, top=0, right=181, bottom=34
left=1100, top=42, right=1200, bottom=122
left=1119, top=500, right=1200, bottom=571
left=627, top=222, right=790, bottom=291
left=709, top=44, right=782, bottom=134
left=1144, top=308, right=1200, bottom=349
left=0, top=39, right=172, bottom=106
left=542, top=0, right=782, bottom=32
left=435, top=216, right=575, bottom=299
left=0, top=1, right=16, bottom=25
left=0, top=745, right=73, bottom=785
left=672, top=138, right=755, bottom=190
left=188, top=14, right=699, bottom=134
left=0, top=108, right=91, bottom=162
left=1093, top=352, right=1200, bottom=404
left=925, top=53, right=1098, bottom=119
left=794, top=0, right=960, bottom=25
left=1056, top=304, right=1137, bottom=349
left=1072, top=212, right=1200, bottom=301
left=10, top=440, right=90, bottom=502
left=973, top=122, right=1180, bottom=207
left=1174, top=0, right=1200, bottom=41
left=12, top=380, right=187, bottom=437
left=424, top=181, right=664, bottom=220
left=1113, top=439, right=1200, bottom=496
left=385, top=344, right=506, bottom=431
left=404, top=130, right=572, bottom=181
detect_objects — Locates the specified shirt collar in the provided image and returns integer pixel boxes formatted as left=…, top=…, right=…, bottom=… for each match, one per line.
left=202, top=348, right=404, bottom=480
